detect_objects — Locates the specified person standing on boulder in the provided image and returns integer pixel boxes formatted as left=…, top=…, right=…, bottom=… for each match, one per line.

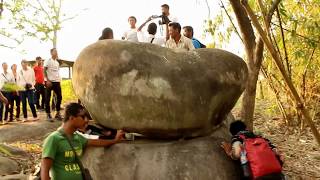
left=122, top=16, right=139, bottom=42
left=41, top=103, right=124, bottom=180
left=44, top=48, right=62, bottom=121
left=165, top=22, right=195, bottom=51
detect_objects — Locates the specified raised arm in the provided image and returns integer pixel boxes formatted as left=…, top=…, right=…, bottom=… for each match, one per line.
left=137, top=16, right=152, bottom=32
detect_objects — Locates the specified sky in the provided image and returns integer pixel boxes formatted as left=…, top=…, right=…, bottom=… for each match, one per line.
left=0, top=0, right=244, bottom=77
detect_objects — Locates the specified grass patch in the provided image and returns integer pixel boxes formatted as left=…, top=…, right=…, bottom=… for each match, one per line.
left=61, top=79, right=78, bottom=104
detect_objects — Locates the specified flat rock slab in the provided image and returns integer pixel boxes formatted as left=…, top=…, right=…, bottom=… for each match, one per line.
left=0, top=156, right=19, bottom=175
left=0, top=120, right=61, bottom=143
left=82, top=136, right=241, bottom=180
left=73, top=40, right=247, bottom=138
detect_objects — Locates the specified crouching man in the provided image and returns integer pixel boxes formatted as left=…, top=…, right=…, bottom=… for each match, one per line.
left=41, top=103, right=124, bottom=180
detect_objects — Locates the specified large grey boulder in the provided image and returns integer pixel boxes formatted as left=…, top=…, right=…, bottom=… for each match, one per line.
left=81, top=136, right=241, bottom=180
left=0, top=156, right=19, bottom=175
left=73, top=40, right=247, bottom=138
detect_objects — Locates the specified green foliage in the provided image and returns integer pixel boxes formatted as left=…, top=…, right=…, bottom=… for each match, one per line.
left=1, top=0, right=83, bottom=48
left=1, top=83, right=24, bottom=92
left=61, top=79, right=77, bottom=104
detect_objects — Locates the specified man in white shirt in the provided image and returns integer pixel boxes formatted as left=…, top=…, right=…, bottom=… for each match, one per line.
left=17, top=60, right=38, bottom=122
left=137, top=16, right=166, bottom=46
left=122, top=16, right=139, bottom=42
left=44, top=48, right=62, bottom=121
left=0, top=62, right=15, bottom=123
left=165, top=22, right=195, bottom=51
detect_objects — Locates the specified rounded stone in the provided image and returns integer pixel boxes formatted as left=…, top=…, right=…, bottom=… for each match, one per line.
left=73, top=40, right=247, bottom=138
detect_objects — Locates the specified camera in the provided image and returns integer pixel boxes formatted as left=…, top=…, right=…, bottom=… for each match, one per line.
left=152, top=12, right=171, bottom=25
left=25, top=83, right=32, bottom=90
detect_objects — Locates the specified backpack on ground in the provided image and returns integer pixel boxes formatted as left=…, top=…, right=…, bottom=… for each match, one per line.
left=238, top=134, right=282, bottom=179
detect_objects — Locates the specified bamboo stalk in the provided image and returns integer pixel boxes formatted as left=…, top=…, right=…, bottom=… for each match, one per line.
left=240, top=0, right=320, bottom=145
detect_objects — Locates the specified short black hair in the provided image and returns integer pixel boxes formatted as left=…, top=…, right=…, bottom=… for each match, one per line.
left=128, top=16, right=137, bottom=22
left=229, top=120, right=247, bottom=135
left=50, top=48, right=56, bottom=54
left=2, top=62, right=7, bottom=66
left=64, top=103, right=85, bottom=122
left=99, top=27, right=113, bottom=40
left=183, top=26, right=194, bottom=36
left=168, top=22, right=181, bottom=33
left=36, top=56, right=42, bottom=60
left=161, top=4, right=169, bottom=9
left=147, top=23, right=157, bottom=35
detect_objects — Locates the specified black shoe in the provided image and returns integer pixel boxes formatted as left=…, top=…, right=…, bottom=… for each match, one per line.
left=55, top=113, right=62, bottom=121
left=47, top=114, right=53, bottom=122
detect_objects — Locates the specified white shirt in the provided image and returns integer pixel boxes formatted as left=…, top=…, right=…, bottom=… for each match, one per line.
left=123, top=28, right=139, bottom=42
left=17, top=68, right=35, bottom=89
left=44, top=58, right=61, bottom=82
left=165, top=35, right=195, bottom=51
left=137, top=32, right=166, bottom=46
left=0, top=71, right=15, bottom=90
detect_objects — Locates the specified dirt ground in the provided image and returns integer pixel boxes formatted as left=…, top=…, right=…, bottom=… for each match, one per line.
left=0, top=101, right=319, bottom=180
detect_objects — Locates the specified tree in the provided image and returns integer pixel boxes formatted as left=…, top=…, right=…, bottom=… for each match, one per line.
left=2, top=0, right=83, bottom=48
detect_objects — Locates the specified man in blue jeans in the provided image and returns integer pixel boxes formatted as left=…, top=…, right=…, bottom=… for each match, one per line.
left=17, top=60, right=38, bottom=122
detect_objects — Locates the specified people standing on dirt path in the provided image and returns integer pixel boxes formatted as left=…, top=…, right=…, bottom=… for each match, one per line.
left=0, top=62, right=15, bottom=123
left=33, top=56, right=46, bottom=111
left=17, top=60, right=38, bottom=122
left=44, top=48, right=63, bottom=122
left=11, top=64, right=21, bottom=121
left=41, top=103, right=124, bottom=180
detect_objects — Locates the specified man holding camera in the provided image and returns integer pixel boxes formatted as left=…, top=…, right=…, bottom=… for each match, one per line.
left=17, top=60, right=38, bottom=122
left=44, top=48, right=62, bottom=121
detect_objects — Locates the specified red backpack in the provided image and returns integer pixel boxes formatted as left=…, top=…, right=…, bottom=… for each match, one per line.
left=239, top=135, right=282, bottom=179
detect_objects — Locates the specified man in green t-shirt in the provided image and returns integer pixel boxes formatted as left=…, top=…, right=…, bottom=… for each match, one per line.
left=41, top=103, right=124, bottom=180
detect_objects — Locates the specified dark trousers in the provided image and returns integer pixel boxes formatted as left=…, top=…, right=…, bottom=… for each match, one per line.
left=20, top=90, right=37, bottom=118
left=0, top=91, right=14, bottom=121
left=35, top=83, right=45, bottom=109
left=45, top=82, right=62, bottom=114
left=12, top=92, right=20, bottom=119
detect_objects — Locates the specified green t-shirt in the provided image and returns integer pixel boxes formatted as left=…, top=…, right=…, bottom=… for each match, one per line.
left=42, top=130, right=88, bottom=180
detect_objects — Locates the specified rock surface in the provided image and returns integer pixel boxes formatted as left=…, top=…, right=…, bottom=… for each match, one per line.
left=0, top=156, right=20, bottom=175
left=73, top=40, right=247, bottom=138
left=82, top=136, right=241, bottom=180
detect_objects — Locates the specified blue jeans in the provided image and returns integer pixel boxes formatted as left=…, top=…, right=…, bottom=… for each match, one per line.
left=20, top=90, right=37, bottom=118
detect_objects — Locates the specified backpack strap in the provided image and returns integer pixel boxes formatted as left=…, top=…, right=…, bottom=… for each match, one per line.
left=150, top=38, right=155, bottom=43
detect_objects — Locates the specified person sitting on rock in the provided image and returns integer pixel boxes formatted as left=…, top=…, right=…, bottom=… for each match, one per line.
left=165, top=22, right=195, bottom=51
left=221, top=120, right=284, bottom=180
left=41, top=103, right=124, bottom=180
left=98, top=27, right=114, bottom=40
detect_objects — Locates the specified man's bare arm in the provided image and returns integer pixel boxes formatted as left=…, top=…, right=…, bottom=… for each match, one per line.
left=41, top=158, right=53, bottom=180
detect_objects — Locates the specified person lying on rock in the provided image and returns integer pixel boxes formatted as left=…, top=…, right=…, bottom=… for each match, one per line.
left=41, top=103, right=124, bottom=180
left=221, top=120, right=285, bottom=180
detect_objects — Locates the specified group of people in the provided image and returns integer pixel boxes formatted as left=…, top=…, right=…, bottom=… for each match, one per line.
left=99, top=4, right=205, bottom=51
left=38, top=4, right=285, bottom=180
left=0, top=48, right=63, bottom=124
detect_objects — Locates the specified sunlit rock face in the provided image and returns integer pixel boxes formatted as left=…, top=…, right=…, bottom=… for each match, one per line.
left=73, top=40, right=247, bottom=139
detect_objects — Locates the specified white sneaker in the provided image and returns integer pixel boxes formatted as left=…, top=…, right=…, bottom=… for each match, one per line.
left=30, top=117, right=39, bottom=121
left=22, top=118, right=28, bottom=122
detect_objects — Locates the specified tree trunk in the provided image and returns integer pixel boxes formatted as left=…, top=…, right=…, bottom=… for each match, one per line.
left=53, top=30, right=57, bottom=48
left=241, top=38, right=264, bottom=130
